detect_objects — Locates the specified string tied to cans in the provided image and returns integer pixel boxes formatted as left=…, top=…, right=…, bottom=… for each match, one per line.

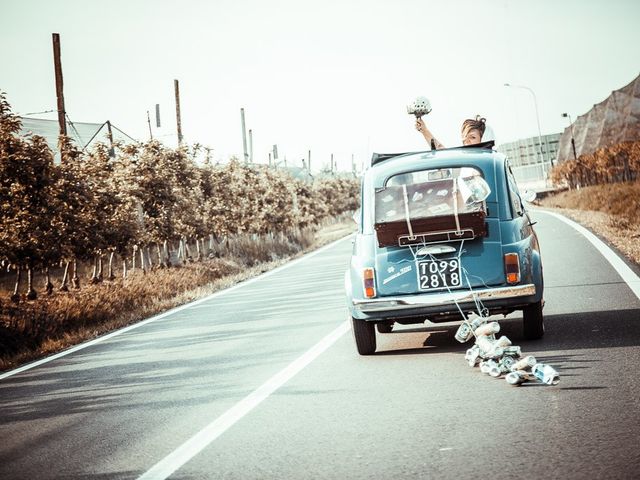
left=408, top=227, right=558, bottom=387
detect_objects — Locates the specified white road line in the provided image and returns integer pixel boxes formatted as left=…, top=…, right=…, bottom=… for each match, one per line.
left=537, top=210, right=640, bottom=301
left=0, top=234, right=354, bottom=381
left=138, top=320, right=350, bottom=480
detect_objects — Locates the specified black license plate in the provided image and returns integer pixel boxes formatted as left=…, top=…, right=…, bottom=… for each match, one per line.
left=418, top=258, right=461, bottom=290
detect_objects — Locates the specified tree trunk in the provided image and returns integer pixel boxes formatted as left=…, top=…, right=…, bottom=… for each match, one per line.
left=156, top=242, right=164, bottom=268
left=164, top=240, right=172, bottom=267
left=623, top=156, right=630, bottom=182
left=195, top=238, right=202, bottom=261
left=209, top=234, right=220, bottom=258
left=146, top=247, right=153, bottom=270
left=108, top=251, right=116, bottom=280
left=140, top=246, right=146, bottom=274
left=72, top=259, right=80, bottom=289
left=177, top=240, right=184, bottom=264
left=122, top=259, right=128, bottom=279
left=90, top=255, right=99, bottom=284
left=11, top=267, right=21, bottom=302
left=132, top=245, right=138, bottom=270
left=44, top=267, right=54, bottom=295
left=26, top=266, right=37, bottom=300
left=185, top=238, right=192, bottom=262
left=97, top=255, right=104, bottom=281
left=60, top=261, right=70, bottom=291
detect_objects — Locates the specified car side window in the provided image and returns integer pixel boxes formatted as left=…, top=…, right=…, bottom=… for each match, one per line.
left=506, top=163, right=524, bottom=217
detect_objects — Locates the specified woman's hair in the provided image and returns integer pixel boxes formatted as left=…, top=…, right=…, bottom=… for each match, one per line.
left=461, top=115, right=486, bottom=137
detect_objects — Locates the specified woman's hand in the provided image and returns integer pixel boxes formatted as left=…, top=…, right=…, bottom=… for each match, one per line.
left=415, top=118, right=426, bottom=132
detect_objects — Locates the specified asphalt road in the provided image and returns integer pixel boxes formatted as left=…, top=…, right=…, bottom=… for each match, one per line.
left=1, top=210, right=639, bottom=480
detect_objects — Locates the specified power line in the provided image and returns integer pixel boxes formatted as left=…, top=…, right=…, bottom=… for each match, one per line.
left=19, top=109, right=57, bottom=116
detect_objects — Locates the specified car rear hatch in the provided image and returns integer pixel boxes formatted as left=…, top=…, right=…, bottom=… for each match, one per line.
left=373, top=166, right=505, bottom=296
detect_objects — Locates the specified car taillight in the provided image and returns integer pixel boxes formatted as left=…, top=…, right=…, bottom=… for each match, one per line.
left=504, top=253, right=520, bottom=284
left=363, top=268, right=376, bottom=298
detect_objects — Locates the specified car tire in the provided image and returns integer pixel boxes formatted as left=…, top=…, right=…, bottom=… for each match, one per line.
left=523, top=301, right=544, bottom=340
left=351, top=317, right=376, bottom=355
left=376, top=322, right=394, bottom=334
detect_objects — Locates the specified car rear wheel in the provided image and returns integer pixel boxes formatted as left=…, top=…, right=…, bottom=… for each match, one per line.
left=351, top=317, right=376, bottom=355
left=523, top=301, right=544, bottom=340
left=376, top=322, right=394, bottom=334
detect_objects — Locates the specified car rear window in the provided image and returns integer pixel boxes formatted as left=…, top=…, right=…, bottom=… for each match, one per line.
left=375, top=167, right=490, bottom=224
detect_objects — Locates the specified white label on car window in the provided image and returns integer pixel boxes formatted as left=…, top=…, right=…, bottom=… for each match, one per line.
left=437, top=189, right=449, bottom=196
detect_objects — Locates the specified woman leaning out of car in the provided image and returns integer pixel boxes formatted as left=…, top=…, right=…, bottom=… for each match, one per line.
left=415, top=115, right=487, bottom=149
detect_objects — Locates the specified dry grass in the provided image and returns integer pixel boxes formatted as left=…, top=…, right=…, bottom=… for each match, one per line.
left=540, top=181, right=640, bottom=224
left=539, top=181, right=640, bottom=266
left=0, top=218, right=356, bottom=371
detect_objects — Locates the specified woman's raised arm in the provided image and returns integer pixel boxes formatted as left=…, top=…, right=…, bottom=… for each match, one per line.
left=415, top=118, right=445, bottom=150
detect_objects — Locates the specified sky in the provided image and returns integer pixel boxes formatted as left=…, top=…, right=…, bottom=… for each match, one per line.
left=1, top=0, right=639, bottom=172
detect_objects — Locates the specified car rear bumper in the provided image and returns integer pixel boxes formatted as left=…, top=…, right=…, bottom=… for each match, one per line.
left=352, top=284, right=536, bottom=314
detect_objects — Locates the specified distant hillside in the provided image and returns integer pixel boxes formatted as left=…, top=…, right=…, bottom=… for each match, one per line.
left=557, top=74, right=640, bottom=163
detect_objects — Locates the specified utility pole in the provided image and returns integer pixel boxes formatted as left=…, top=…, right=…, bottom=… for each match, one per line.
left=272, top=144, right=278, bottom=167
left=268, top=152, right=272, bottom=168
left=331, top=153, right=334, bottom=174
left=308, top=150, right=311, bottom=172
left=249, top=129, right=254, bottom=163
left=240, top=108, right=249, bottom=163
left=146, top=110, right=153, bottom=140
left=52, top=33, right=67, bottom=161
left=561, top=113, right=577, bottom=161
left=174, top=79, right=183, bottom=145
left=155, top=103, right=161, bottom=128
left=106, top=120, right=115, bottom=158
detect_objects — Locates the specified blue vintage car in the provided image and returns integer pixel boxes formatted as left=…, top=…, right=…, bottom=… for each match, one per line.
left=345, top=142, right=544, bottom=355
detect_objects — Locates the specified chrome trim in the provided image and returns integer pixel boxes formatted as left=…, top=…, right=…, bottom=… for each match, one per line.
left=415, top=244, right=457, bottom=256
left=353, top=284, right=536, bottom=312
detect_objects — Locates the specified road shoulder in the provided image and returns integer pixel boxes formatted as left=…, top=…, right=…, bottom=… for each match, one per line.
left=535, top=206, right=640, bottom=271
